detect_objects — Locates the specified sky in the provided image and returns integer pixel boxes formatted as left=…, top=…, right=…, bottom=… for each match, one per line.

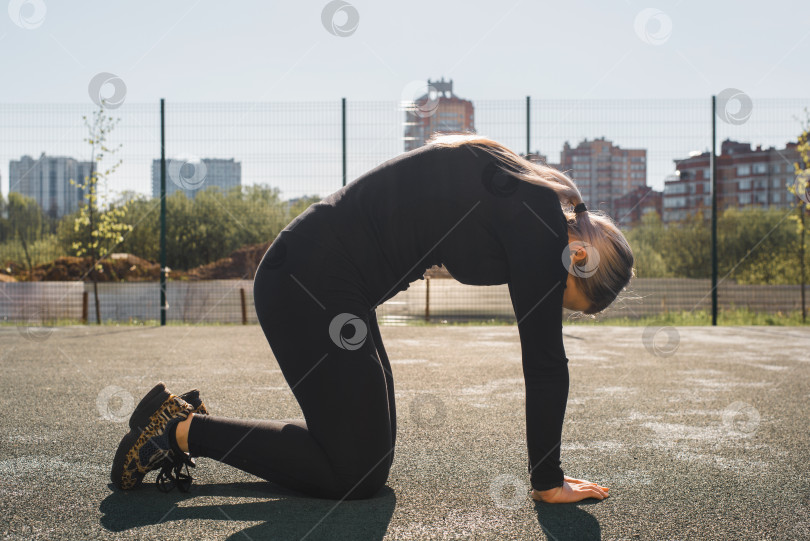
left=1, top=0, right=809, bottom=200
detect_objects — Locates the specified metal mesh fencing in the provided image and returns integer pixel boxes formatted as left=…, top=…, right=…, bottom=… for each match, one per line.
left=1, top=98, right=808, bottom=326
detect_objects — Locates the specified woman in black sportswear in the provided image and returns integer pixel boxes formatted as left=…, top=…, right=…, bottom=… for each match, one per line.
left=111, top=133, right=635, bottom=504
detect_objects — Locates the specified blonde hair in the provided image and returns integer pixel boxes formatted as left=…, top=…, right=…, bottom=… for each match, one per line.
left=425, top=132, right=635, bottom=316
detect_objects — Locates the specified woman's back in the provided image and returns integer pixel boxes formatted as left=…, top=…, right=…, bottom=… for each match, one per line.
left=283, top=143, right=570, bottom=310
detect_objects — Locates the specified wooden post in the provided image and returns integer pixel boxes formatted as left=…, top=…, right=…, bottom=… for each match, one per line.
left=240, top=288, right=248, bottom=325
left=425, top=276, right=430, bottom=322
left=81, top=291, right=88, bottom=324
left=799, top=201, right=810, bottom=323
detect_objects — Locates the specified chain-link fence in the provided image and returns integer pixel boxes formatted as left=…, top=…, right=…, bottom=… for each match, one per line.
left=1, top=97, right=808, bottom=325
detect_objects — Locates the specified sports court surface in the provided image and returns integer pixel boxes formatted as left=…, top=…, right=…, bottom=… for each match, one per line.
left=1, top=324, right=808, bottom=540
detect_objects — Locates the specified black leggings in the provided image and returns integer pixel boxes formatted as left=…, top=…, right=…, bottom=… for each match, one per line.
left=187, top=229, right=396, bottom=500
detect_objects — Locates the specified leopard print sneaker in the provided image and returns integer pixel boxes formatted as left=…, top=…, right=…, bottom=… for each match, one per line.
left=126, top=388, right=209, bottom=430
left=147, top=388, right=210, bottom=492
left=179, top=389, right=210, bottom=417
left=111, top=382, right=195, bottom=491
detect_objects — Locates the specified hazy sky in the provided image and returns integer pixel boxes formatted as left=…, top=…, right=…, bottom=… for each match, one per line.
left=1, top=1, right=808, bottom=201
left=2, top=0, right=807, bottom=102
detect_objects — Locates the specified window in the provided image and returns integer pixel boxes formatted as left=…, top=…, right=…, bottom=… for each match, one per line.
left=703, top=168, right=711, bottom=179
left=737, top=165, right=751, bottom=176
left=753, top=163, right=767, bottom=174
left=772, top=178, right=781, bottom=188
left=754, top=179, right=767, bottom=189
left=665, top=183, right=688, bottom=195
left=704, top=195, right=712, bottom=206
left=771, top=192, right=781, bottom=203
left=785, top=164, right=794, bottom=173
left=738, top=193, right=752, bottom=205
left=738, top=179, right=751, bottom=190
left=755, top=192, right=767, bottom=204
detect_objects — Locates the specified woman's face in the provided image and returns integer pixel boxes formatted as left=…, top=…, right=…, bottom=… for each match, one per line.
left=563, top=273, right=591, bottom=312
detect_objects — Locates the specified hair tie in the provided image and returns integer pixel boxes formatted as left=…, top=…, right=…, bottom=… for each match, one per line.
left=573, top=202, right=587, bottom=214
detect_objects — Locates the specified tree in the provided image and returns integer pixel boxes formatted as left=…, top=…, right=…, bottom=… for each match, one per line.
left=717, top=207, right=798, bottom=285
left=625, top=211, right=671, bottom=278
left=69, top=107, right=132, bottom=324
left=660, top=209, right=711, bottom=278
left=5, top=192, right=45, bottom=277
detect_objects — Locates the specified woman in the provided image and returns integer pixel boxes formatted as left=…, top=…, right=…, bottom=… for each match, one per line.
left=111, top=133, right=634, bottom=504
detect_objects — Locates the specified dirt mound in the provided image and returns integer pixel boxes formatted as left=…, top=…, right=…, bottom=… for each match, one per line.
left=2, top=244, right=452, bottom=282
left=182, top=243, right=451, bottom=281
left=3, top=246, right=267, bottom=282
left=6, top=254, right=160, bottom=282
left=183, top=242, right=272, bottom=280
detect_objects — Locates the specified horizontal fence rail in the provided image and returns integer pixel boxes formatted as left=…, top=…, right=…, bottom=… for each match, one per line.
left=1, top=278, right=805, bottom=325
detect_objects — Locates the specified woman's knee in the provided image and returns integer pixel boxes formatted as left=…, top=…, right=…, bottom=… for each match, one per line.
left=334, top=465, right=390, bottom=500
left=329, top=445, right=393, bottom=499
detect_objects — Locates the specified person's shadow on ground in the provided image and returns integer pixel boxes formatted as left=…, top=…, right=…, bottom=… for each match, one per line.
left=533, top=500, right=602, bottom=540
left=100, top=481, right=396, bottom=541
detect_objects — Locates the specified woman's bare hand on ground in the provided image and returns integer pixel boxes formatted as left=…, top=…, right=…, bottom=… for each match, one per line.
left=531, top=476, right=610, bottom=503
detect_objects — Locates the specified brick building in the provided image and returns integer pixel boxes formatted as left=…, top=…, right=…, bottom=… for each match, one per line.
left=663, top=139, right=802, bottom=223
left=612, top=185, right=663, bottom=228
left=549, top=137, right=647, bottom=217
left=403, top=77, right=475, bottom=151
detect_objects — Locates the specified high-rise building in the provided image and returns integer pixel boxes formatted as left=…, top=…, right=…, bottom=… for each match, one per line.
left=663, top=140, right=802, bottom=223
left=9, top=154, right=95, bottom=217
left=403, top=77, right=475, bottom=151
left=550, top=138, right=647, bottom=217
left=612, top=185, right=663, bottom=228
left=151, top=157, right=241, bottom=200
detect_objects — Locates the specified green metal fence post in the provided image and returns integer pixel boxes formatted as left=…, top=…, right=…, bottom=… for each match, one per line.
left=160, top=98, right=167, bottom=326
left=526, top=96, right=531, bottom=157
left=342, top=97, right=347, bottom=187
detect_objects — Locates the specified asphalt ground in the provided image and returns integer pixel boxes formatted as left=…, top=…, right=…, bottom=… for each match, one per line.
left=1, top=324, right=808, bottom=540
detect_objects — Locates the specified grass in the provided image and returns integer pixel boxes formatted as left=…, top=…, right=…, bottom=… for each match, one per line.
left=2, top=308, right=808, bottom=329
left=396, top=307, right=809, bottom=326
left=566, top=307, right=809, bottom=326
left=1, top=318, right=245, bottom=328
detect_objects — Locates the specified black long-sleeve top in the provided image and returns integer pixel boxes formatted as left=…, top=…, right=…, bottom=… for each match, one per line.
left=284, top=142, right=570, bottom=491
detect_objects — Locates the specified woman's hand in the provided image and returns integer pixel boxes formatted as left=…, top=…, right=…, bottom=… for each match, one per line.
left=531, top=475, right=610, bottom=503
